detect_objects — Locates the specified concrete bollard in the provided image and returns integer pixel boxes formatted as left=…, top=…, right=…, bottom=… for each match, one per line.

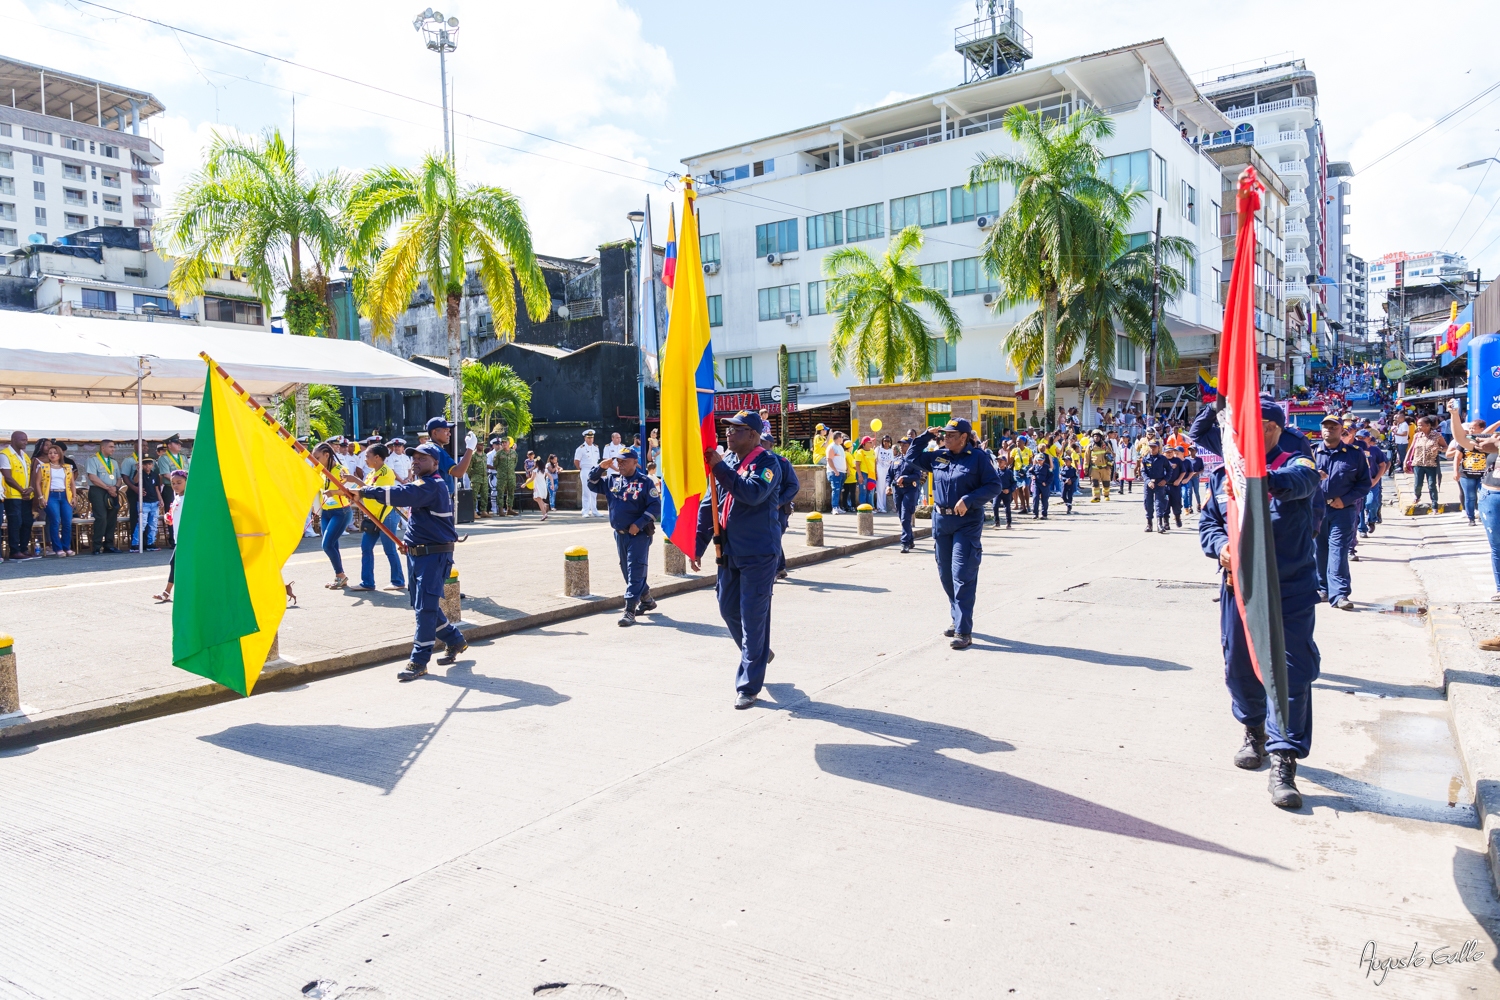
left=814, top=473, right=831, bottom=513
left=441, top=566, right=462, bottom=624
left=805, top=511, right=824, bottom=547
left=564, top=546, right=591, bottom=597
left=0, top=634, right=17, bottom=714
left=856, top=503, right=874, bottom=536
left=663, top=538, right=687, bottom=575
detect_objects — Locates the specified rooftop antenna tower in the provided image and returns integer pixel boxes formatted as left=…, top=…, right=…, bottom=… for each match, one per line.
left=955, top=0, right=1033, bottom=84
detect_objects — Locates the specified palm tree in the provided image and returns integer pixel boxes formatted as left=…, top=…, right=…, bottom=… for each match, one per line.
left=347, top=154, right=549, bottom=446
left=461, top=360, right=533, bottom=438
left=972, top=106, right=1130, bottom=430
left=823, top=225, right=961, bottom=384
left=274, top=384, right=344, bottom=442
left=161, top=128, right=349, bottom=436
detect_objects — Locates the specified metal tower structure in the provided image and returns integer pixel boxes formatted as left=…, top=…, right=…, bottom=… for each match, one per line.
left=954, top=0, right=1033, bottom=83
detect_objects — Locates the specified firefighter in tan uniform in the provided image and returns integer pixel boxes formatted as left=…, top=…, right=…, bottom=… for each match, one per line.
left=1087, top=432, right=1115, bottom=503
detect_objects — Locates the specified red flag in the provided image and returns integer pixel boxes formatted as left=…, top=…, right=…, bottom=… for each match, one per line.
left=1215, top=166, right=1290, bottom=730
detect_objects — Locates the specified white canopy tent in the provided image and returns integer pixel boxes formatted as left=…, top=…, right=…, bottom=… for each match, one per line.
left=0, top=401, right=199, bottom=440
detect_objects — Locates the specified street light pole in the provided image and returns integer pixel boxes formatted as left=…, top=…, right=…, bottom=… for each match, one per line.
left=1147, top=207, right=1162, bottom=425
left=340, top=265, right=359, bottom=438
left=627, top=210, right=647, bottom=455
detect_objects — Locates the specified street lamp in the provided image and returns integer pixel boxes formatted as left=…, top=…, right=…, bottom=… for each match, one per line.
left=626, top=210, right=647, bottom=454
left=340, top=264, right=360, bottom=437
left=413, top=9, right=459, bottom=162
left=1459, top=158, right=1500, bottom=170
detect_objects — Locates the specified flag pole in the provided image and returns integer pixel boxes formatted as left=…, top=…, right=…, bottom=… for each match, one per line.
left=197, top=353, right=407, bottom=554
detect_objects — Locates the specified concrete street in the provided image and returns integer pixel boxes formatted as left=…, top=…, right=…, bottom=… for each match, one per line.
left=1, top=493, right=1497, bottom=999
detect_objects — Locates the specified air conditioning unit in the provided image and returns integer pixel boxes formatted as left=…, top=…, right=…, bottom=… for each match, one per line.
left=784, top=313, right=801, bottom=326
left=976, top=215, right=993, bottom=229
left=982, top=292, right=996, bottom=306
left=765, top=252, right=781, bottom=265
left=703, top=261, right=720, bottom=275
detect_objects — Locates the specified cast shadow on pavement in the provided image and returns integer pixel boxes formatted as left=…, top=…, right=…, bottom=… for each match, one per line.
left=762, top=683, right=1277, bottom=867
left=1313, top=672, right=1443, bottom=702
left=779, top=578, right=891, bottom=595
left=638, top=612, right=730, bottom=639
left=1454, top=846, right=1500, bottom=975
left=967, top=634, right=1191, bottom=672
left=1297, top=765, right=1478, bottom=827
left=199, top=667, right=567, bottom=793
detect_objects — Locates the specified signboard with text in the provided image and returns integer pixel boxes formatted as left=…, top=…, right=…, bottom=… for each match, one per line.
left=713, top=385, right=799, bottom=416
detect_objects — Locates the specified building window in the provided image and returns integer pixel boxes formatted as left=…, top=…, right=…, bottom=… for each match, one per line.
left=700, top=232, right=720, bottom=264
left=0, top=204, right=12, bottom=222
left=100, top=144, right=119, bottom=159
left=63, top=163, right=84, bottom=180
left=101, top=170, right=121, bottom=189
left=950, top=181, right=1000, bottom=223
left=724, top=356, right=754, bottom=389
left=0, top=179, right=10, bottom=198
left=102, top=196, right=121, bottom=213
left=0, top=228, right=14, bottom=246
left=1099, top=150, right=1150, bottom=194
left=65, top=212, right=87, bottom=228
left=64, top=188, right=86, bottom=206
left=0, top=124, right=8, bottom=137
left=755, top=219, right=798, bottom=257
left=1155, top=153, right=1167, bottom=198
left=63, top=136, right=84, bottom=152
left=33, top=181, right=45, bottom=198
left=403, top=324, right=418, bottom=338
left=1189, top=257, right=1200, bottom=296
left=707, top=294, right=723, bottom=327
left=846, top=203, right=884, bottom=243
left=205, top=296, right=265, bottom=325
left=81, top=288, right=116, bottom=310
left=0, top=150, right=10, bottom=169
left=33, top=207, right=46, bottom=225
left=32, top=155, right=45, bottom=175
left=1182, top=181, right=1197, bottom=224
left=951, top=257, right=999, bottom=296
left=133, top=293, right=173, bottom=314
left=807, top=211, right=843, bottom=249
left=752, top=158, right=774, bottom=177
left=1116, top=336, right=1137, bottom=370
left=890, top=190, right=947, bottom=230
left=919, top=262, right=949, bottom=295
left=930, top=337, right=957, bottom=373
left=757, top=284, right=800, bottom=320
left=22, top=128, right=51, bottom=145
left=807, top=280, right=827, bottom=316
left=785, top=349, right=817, bottom=384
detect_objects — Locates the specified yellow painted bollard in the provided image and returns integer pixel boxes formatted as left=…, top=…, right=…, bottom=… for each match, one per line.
left=663, top=538, right=687, bottom=575
left=0, top=634, right=17, bottom=714
left=805, top=511, right=824, bottom=547
left=441, top=566, right=462, bottom=624
left=564, top=546, right=591, bottom=597
left=856, top=503, right=874, bottom=536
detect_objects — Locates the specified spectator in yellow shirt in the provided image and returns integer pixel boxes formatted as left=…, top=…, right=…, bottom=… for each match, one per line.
left=352, top=443, right=406, bottom=592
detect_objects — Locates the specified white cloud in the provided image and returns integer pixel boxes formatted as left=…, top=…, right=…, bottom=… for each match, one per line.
left=854, top=91, right=920, bottom=113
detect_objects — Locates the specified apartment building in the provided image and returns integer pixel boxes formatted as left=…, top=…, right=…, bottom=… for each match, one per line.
left=1342, top=251, right=1368, bottom=339
left=1369, top=250, right=1469, bottom=333
left=0, top=56, right=165, bottom=252
left=681, top=35, right=1228, bottom=415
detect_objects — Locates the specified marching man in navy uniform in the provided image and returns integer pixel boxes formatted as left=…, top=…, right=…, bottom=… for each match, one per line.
left=900, top=418, right=1001, bottom=649
left=588, top=446, right=662, bottom=626
left=1141, top=440, right=1173, bottom=533
left=346, top=441, right=467, bottom=682
left=1196, top=399, right=1323, bottom=809
left=691, top=411, right=784, bottom=709
left=890, top=435, right=923, bottom=551
left=1313, top=414, right=1371, bottom=611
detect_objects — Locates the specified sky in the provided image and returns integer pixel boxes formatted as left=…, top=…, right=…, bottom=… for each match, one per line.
left=8, top=0, right=1500, bottom=277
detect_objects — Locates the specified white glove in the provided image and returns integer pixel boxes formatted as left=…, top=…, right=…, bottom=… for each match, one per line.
left=465, top=430, right=478, bottom=452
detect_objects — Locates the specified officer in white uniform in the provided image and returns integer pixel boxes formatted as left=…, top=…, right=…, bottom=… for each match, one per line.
left=574, top=429, right=602, bottom=517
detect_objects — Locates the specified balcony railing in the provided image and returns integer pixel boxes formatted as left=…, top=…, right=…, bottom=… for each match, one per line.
left=1276, top=158, right=1307, bottom=175
left=64, top=194, right=88, bottom=207
left=133, top=188, right=161, bottom=208
left=132, top=167, right=160, bottom=184
left=100, top=176, right=122, bottom=189
left=1284, top=250, right=1309, bottom=268
left=1283, top=220, right=1309, bottom=239
left=1221, top=97, right=1313, bottom=121
left=1283, top=282, right=1309, bottom=299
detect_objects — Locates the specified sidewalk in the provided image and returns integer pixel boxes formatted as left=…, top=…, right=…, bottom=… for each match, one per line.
left=0, top=508, right=920, bottom=744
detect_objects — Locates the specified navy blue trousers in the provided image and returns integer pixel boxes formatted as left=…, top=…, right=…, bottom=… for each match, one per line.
left=933, top=514, right=983, bottom=635
left=615, top=529, right=653, bottom=605
left=895, top=487, right=920, bottom=547
left=776, top=509, right=791, bottom=572
left=1222, top=593, right=1320, bottom=757
left=717, top=551, right=777, bottom=696
left=1143, top=485, right=1169, bottom=522
left=1031, top=487, right=1049, bottom=517
left=1316, top=505, right=1357, bottom=603
left=408, top=552, right=464, bottom=666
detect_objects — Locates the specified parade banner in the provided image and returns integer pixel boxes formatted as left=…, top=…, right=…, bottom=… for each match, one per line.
left=1216, top=166, right=1290, bottom=731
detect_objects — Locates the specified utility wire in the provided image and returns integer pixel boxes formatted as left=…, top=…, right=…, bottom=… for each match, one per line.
left=1441, top=145, right=1500, bottom=248
left=1357, top=78, right=1500, bottom=175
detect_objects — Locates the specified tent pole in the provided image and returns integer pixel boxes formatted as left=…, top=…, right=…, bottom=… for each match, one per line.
left=137, top=357, right=145, bottom=555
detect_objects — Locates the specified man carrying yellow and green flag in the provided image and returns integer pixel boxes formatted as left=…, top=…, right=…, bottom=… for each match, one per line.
left=172, top=358, right=323, bottom=695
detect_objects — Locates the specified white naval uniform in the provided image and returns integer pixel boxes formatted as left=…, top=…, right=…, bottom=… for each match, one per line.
left=575, top=442, right=601, bottom=515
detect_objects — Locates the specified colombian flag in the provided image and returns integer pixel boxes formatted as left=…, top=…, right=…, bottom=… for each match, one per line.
left=662, top=203, right=678, bottom=291
left=658, top=178, right=715, bottom=554
left=1198, top=367, right=1218, bottom=402
left=172, top=356, right=322, bottom=694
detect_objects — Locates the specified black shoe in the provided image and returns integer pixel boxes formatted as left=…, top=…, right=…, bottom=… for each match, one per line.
left=1268, top=751, right=1302, bottom=809
left=638, top=596, right=658, bottom=612
left=436, top=638, right=469, bottom=665
left=734, top=692, right=756, bottom=710
left=943, top=627, right=956, bottom=637
left=619, top=607, right=637, bottom=627
left=1358, top=531, right=1369, bottom=538
left=900, top=545, right=912, bottom=553
left=1174, top=516, right=1182, bottom=528
left=949, top=634, right=972, bottom=650
left=397, top=662, right=428, bottom=682
left=776, top=569, right=788, bottom=579
left=1350, top=553, right=1360, bottom=562
left=1158, top=524, right=1169, bottom=534
left=1233, top=724, right=1267, bottom=770
left=1145, top=523, right=1154, bottom=533
left=767, top=649, right=775, bottom=664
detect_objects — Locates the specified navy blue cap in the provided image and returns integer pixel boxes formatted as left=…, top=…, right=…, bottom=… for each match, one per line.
left=725, top=410, right=766, bottom=434
left=424, top=416, right=454, bottom=432
left=617, top=447, right=641, bottom=462
left=414, top=442, right=446, bottom=462
left=1260, top=399, right=1287, bottom=428
left=940, top=418, right=972, bottom=435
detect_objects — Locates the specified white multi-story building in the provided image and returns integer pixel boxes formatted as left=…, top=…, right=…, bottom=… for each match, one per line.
left=680, top=34, right=1228, bottom=415
left=0, top=56, right=165, bottom=252
left=1342, top=252, right=1368, bottom=338
left=1368, top=250, right=1469, bottom=329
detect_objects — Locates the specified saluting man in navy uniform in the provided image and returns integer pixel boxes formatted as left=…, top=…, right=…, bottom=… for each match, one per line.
left=1313, top=414, right=1371, bottom=611
left=900, top=418, right=1001, bottom=649
left=890, top=435, right=923, bottom=551
left=1140, top=440, right=1173, bottom=533
left=692, top=411, right=784, bottom=709
left=588, top=446, right=662, bottom=626
left=347, top=441, right=466, bottom=682
left=1196, top=399, right=1322, bottom=809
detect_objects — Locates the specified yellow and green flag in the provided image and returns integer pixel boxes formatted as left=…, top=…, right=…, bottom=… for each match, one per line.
left=172, top=359, right=323, bottom=695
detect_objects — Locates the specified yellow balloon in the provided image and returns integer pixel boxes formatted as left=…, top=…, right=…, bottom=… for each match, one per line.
left=870, top=418, right=883, bottom=432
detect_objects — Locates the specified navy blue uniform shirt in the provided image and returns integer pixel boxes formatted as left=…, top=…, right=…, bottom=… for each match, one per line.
left=772, top=452, right=800, bottom=512
left=587, top=465, right=662, bottom=534
left=1199, top=447, right=1322, bottom=611
left=995, top=467, right=1017, bottom=494
left=695, top=446, right=783, bottom=558
left=1315, top=441, right=1372, bottom=508
left=360, top=477, right=457, bottom=546
left=1060, top=465, right=1079, bottom=488
left=1140, top=453, right=1173, bottom=487
left=901, top=430, right=1001, bottom=520
left=1027, top=461, right=1053, bottom=489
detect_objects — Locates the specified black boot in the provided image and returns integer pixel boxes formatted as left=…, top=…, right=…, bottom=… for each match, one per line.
left=619, top=605, right=637, bottom=627
left=1174, top=513, right=1183, bottom=528
left=1145, top=519, right=1155, bottom=533
left=1158, top=521, right=1170, bottom=533
left=437, top=638, right=469, bottom=665
left=1268, top=751, right=1302, bottom=809
left=1233, top=724, right=1267, bottom=770
left=638, top=596, right=658, bottom=612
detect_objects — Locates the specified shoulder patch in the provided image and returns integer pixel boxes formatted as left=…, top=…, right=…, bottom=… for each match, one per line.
left=1290, top=456, right=1316, bottom=470
left=649, top=486, right=660, bottom=498
left=760, top=468, right=774, bottom=483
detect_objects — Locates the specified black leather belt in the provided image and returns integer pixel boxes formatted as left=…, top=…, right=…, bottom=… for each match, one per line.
left=408, top=542, right=454, bottom=557
left=615, top=528, right=654, bottom=536
left=938, top=506, right=962, bottom=516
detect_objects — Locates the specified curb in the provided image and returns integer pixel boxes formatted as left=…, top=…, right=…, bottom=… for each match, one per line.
left=1427, top=605, right=1500, bottom=893
left=0, top=525, right=931, bottom=747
